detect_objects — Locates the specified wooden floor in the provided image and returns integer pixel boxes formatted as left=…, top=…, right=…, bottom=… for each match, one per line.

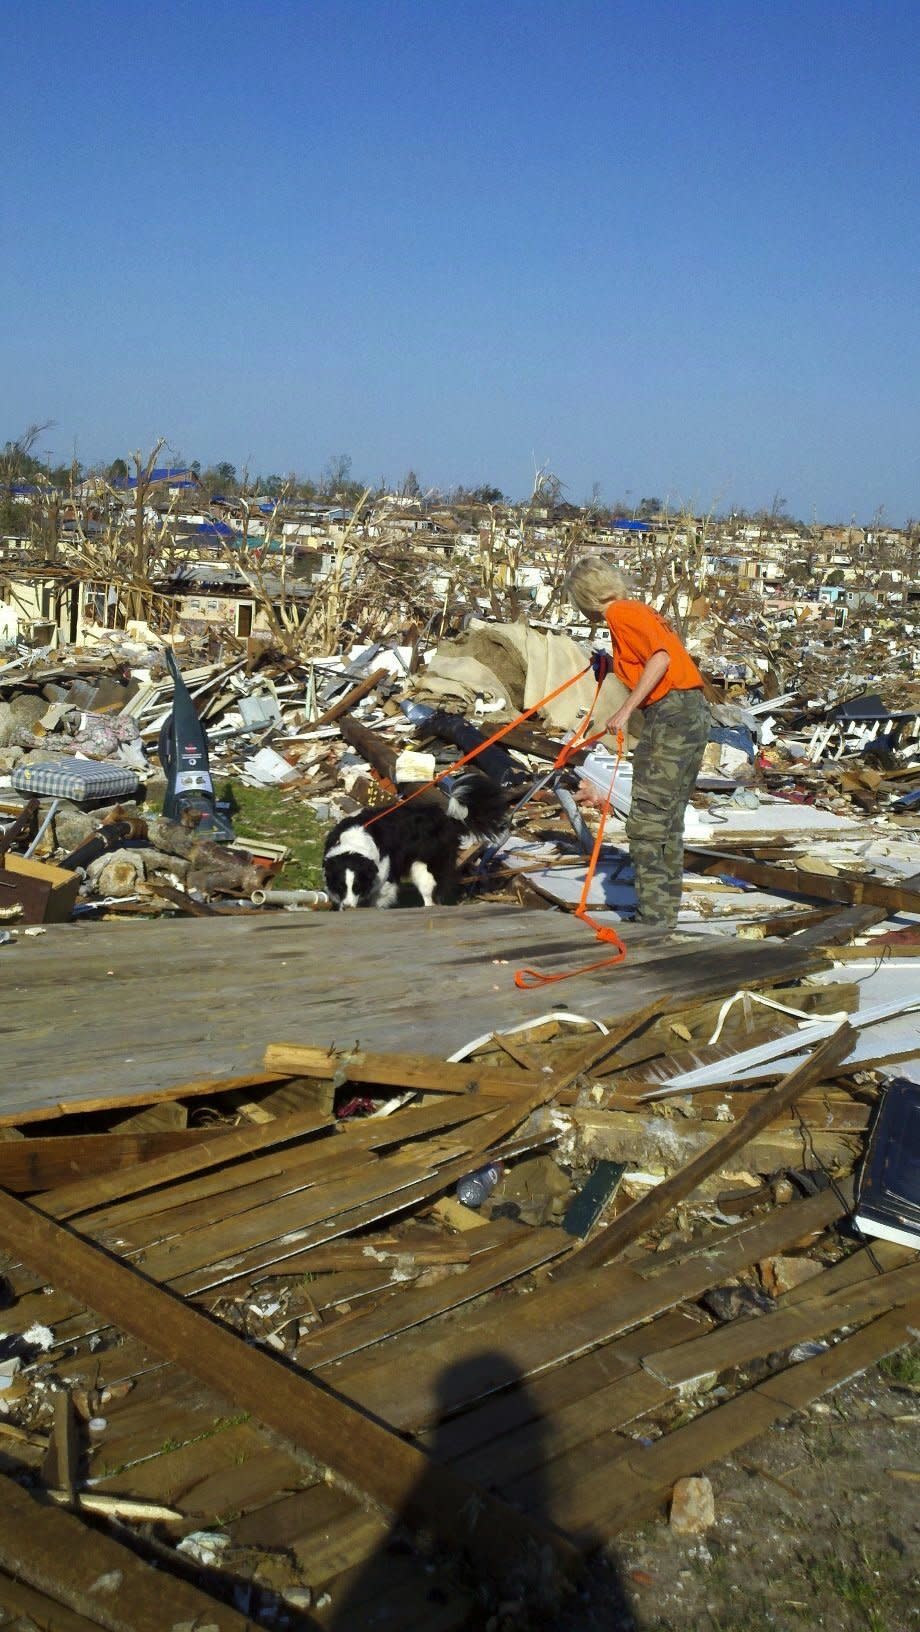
left=2, top=905, right=819, bottom=1121
left=1, top=1072, right=910, bottom=1631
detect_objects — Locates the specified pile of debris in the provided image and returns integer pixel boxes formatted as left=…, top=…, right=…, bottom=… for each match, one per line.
left=2, top=605, right=920, bottom=934
left=0, top=936, right=918, bottom=1627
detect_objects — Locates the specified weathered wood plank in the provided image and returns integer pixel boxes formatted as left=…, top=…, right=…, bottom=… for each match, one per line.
left=0, top=1470, right=256, bottom=1631
left=65, top=1095, right=491, bottom=1237
left=329, top=1186, right=848, bottom=1432
left=0, top=1128, right=215, bottom=1194
left=569, top=1300, right=920, bottom=1542
left=642, top=1258, right=920, bottom=1387
left=686, top=851, right=920, bottom=915
left=300, top=1226, right=568, bottom=1367
left=0, top=1187, right=578, bottom=1582
left=1, top=910, right=826, bottom=1122
left=41, top=1107, right=332, bottom=1220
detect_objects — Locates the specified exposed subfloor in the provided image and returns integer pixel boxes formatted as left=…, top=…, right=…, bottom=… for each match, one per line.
left=1, top=906, right=821, bottom=1121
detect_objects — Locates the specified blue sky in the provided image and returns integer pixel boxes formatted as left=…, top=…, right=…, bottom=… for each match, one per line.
left=3, top=0, right=919, bottom=520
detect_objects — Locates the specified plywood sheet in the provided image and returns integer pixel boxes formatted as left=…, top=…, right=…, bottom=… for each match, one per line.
left=1, top=908, right=822, bottom=1122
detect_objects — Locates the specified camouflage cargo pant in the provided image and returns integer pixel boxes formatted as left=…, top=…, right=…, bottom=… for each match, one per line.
left=625, top=687, right=711, bottom=929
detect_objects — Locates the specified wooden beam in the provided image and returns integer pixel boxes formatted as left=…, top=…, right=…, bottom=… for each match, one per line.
left=308, top=666, right=389, bottom=729
left=0, top=1470, right=255, bottom=1631
left=559, top=1022, right=854, bottom=1275
left=41, top=1106, right=333, bottom=1220
left=263, top=1042, right=539, bottom=1097
left=0, top=1187, right=577, bottom=1583
left=0, top=1070, right=287, bottom=1130
left=685, top=848, right=920, bottom=916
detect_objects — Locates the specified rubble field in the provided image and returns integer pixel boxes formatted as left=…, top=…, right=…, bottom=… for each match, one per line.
left=1, top=589, right=919, bottom=1631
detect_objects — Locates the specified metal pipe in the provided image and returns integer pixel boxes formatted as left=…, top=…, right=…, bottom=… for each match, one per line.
left=250, top=886, right=328, bottom=907
left=24, top=800, right=60, bottom=858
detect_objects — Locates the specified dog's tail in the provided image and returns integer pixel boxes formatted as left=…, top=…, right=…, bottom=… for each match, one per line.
left=446, top=771, right=508, bottom=841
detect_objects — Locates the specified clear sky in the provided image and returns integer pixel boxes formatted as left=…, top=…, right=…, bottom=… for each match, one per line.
left=3, top=0, right=919, bottom=521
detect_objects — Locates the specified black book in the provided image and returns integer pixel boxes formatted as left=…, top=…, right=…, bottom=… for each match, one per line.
left=854, top=1076, right=920, bottom=1250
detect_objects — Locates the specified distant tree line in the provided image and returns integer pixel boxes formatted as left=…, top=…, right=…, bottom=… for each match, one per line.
left=9, top=422, right=910, bottom=535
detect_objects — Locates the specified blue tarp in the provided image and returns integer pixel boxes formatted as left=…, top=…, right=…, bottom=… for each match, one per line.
left=708, top=723, right=756, bottom=761
left=195, top=521, right=235, bottom=538
left=114, top=468, right=198, bottom=490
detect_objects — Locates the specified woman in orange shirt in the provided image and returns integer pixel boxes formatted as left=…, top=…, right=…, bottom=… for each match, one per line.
left=565, top=557, right=711, bottom=929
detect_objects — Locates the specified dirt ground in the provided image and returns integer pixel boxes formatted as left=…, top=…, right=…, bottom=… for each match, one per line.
left=549, top=1354, right=920, bottom=1632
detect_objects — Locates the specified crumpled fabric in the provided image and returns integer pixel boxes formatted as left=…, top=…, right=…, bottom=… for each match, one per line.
left=414, top=620, right=637, bottom=743
left=63, top=710, right=148, bottom=770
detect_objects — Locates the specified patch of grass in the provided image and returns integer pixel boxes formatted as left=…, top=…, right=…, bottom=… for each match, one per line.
left=878, top=1343, right=920, bottom=1387
left=221, top=780, right=328, bottom=891
left=804, top=1551, right=888, bottom=1627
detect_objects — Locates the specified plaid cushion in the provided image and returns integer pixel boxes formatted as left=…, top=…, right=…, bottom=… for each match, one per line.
left=12, top=758, right=140, bottom=802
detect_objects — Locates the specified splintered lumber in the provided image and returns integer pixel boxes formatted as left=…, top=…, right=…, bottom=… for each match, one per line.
left=541, top=998, right=676, bottom=1090
left=334, top=1186, right=851, bottom=1433
left=571, top=1300, right=920, bottom=1543
left=0, top=1470, right=255, bottom=1631
left=263, top=1041, right=540, bottom=1097
left=308, top=665, right=389, bottom=728
left=685, top=847, right=920, bottom=916
left=299, top=1226, right=568, bottom=1367
left=561, top=1022, right=854, bottom=1276
left=0, top=1189, right=576, bottom=1583
left=171, top=1123, right=559, bottom=1295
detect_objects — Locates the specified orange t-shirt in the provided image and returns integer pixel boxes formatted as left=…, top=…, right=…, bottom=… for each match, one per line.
left=604, top=600, right=703, bottom=707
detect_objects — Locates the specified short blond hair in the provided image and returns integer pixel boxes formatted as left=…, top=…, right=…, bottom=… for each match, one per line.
left=565, top=556, right=631, bottom=617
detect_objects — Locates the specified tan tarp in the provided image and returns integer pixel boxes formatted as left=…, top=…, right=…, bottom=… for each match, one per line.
left=415, top=620, right=638, bottom=743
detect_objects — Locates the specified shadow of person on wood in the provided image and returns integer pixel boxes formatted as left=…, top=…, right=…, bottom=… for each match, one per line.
left=325, top=1350, right=640, bottom=1631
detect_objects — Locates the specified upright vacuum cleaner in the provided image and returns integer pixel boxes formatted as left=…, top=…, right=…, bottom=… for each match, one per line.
left=158, top=649, right=234, bottom=839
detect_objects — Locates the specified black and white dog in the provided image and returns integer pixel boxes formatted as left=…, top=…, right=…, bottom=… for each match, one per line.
left=323, top=772, right=507, bottom=909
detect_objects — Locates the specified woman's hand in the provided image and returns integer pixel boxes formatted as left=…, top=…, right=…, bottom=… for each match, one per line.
left=605, top=704, right=632, bottom=737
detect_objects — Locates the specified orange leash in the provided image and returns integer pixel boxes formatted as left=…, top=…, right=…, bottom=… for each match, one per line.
left=514, top=731, right=627, bottom=989
left=353, top=656, right=629, bottom=986
left=363, top=662, right=593, bottom=828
